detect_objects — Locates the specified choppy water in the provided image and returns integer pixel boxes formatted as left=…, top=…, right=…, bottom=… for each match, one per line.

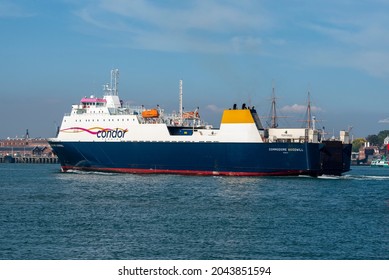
left=0, top=164, right=388, bottom=259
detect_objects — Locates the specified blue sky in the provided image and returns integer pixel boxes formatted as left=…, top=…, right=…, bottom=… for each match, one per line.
left=1, top=0, right=389, bottom=139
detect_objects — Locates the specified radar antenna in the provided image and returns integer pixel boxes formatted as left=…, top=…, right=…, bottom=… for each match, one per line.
left=179, top=80, right=183, bottom=125
left=111, top=69, right=119, bottom=96
left=103, top=69, right=119, bottom=96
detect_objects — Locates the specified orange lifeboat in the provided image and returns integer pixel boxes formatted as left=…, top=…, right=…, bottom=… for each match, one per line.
left=142, top=109, right=159, bottom=118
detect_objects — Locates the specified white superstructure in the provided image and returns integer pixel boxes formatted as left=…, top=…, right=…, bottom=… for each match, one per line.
left=54, top=70, right=264, bottom=144
left=53, top=69, right=350, bottom=146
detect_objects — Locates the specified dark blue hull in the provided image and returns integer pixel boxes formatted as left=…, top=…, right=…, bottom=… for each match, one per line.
left=49, top=141, right=327, bottom=176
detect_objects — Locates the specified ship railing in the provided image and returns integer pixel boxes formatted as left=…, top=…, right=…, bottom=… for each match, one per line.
left=107, top=106, right=141, bottom=115
left=107, top=104, right=145, bottom=116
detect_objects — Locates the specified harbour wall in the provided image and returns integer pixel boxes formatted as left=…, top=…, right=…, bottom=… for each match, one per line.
left=0, top=156, right=59, bottom=164
left=1, top=138, right=58, bottom=164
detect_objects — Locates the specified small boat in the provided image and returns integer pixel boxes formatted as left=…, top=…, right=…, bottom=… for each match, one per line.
left=371, top=156, right=389, bottom=167
left=3, top=155, right=15, bottom=163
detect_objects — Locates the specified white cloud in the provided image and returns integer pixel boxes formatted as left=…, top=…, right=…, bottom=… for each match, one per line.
left=231, top=36, right=263, bottom=54
left=74, top=0, right=272, bottom=53
left=351, top=51, right=389, bottom=78
left=280, top=104, right=323, bottom=114
left=378, top=118, right=389, bottom=123
left=99, top=0, right=270, bottom=33
left=73, top=0, right=389, bottom=78
left=206, top=104, right=224, bottom=113
left=0, top=1, right=34, bottom=18
left=300, top=3, right=389, bottom=78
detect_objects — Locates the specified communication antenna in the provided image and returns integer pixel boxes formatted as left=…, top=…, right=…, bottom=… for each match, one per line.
left=270, top=86, right=278, bottom=128
left=111, top=69, right=119, bottom=96
left=306, top=91, right=312, bottom=129
left=179, top=80, right=183, bottom=125
left=103, top=69, right=119, bottom=96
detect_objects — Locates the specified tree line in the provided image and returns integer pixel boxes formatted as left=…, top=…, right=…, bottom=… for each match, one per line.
left=352, top=130, right=389, bottom=153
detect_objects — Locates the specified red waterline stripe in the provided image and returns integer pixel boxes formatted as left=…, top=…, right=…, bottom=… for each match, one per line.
left=60, top=165, right=309, bottom=176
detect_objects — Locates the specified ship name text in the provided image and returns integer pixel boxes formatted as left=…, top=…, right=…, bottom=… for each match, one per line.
left=97, top=128, right=128, bottom=139
left=269, top=147, right=304, bottom=152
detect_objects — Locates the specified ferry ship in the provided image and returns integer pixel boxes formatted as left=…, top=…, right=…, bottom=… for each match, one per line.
left=48, top=69, right=352, bottom=176
left=370, top=156, right=389, bottom=167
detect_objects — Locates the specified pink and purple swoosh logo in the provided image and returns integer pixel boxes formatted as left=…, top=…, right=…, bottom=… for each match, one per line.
left=61, top=127, right=128, bottom=138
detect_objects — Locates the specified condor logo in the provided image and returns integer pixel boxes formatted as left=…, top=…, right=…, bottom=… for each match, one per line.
left=60, top=127, right=128, bottom=139
left=97, top=128, right=128, bottom=139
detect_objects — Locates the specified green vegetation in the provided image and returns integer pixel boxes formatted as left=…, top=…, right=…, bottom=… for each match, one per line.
left=352, top=130, right=389, bottom=153
left=352, top=138, right=366, bottom=153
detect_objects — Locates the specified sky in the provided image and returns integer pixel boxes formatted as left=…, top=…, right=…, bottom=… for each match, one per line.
left=1, top=0, right=389, bottom=139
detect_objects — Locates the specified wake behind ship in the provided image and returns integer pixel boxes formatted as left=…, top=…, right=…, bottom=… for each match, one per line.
left=48, top=70, right=351, bottom=176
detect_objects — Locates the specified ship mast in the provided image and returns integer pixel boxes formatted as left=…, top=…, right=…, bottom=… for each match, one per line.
left=270, top=86, right=278, bottom=128
left=179, top=79, right=183, bottom=125
left=103, top=69, right=121, bottom=108
left=103, top=69, right=119, bottom=96
left=111, top=69, right=119, bottom=96
left=306, top=91, right=312, bottom=129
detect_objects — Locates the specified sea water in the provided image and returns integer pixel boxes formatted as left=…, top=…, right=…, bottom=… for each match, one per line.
left=0, top=164, right=387, bottom=260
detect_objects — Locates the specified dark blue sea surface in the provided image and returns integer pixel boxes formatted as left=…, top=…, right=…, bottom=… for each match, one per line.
left=0, top=164, right=388, bottom=260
